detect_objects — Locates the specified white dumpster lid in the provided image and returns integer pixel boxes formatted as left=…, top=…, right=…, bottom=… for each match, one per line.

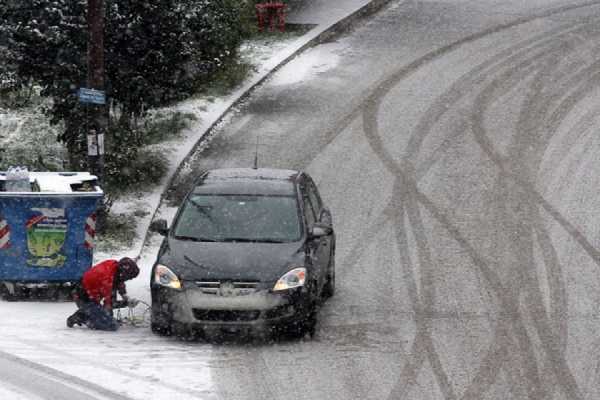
left=0, top=172, right=103, bottom=194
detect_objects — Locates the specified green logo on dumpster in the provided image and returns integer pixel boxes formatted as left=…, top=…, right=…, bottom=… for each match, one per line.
left=26, top=208, right=67, bottom=268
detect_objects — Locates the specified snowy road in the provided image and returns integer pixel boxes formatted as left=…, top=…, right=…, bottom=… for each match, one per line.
left=0, top=301, right=217, bottom=399
left=4, top=0, right=600, bottom=399
left=170, top=0, right=600, bottom=398
left=0, top=350, right=131, bottom=400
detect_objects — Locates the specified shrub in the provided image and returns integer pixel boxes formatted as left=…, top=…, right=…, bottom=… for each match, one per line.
left=96, top=211, right=137, bottom=250
left=2, top=0, right=248, bottom=170
left=142, top=111, right=197, bottom=146
left=0, top=105, right=66, bottom=171
left=104, top=122, right=169, bottom=195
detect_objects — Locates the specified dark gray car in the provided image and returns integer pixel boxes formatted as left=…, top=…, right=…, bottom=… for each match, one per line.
left=149, top=168, right=335, bottom=338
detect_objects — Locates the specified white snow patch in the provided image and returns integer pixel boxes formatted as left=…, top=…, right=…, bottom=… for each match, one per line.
left=0, top=102, right=67, bottom=171
left=0, top=381, right=43, bottom=400
left=269, top=42, right=344, bottom=86
left=0, top=301, right=216, bottom=400
left=0, top=172, right=100, bottom=194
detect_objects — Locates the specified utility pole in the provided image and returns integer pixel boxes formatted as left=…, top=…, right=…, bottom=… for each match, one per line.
left=86, top=0, right=106, bottom=185
left=86, top=0, right=107, bottom=230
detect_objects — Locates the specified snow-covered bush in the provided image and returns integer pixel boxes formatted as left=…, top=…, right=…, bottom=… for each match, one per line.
left=0, top=107, right=67, bottom=171
left=1, top=0, right=246, bottom=169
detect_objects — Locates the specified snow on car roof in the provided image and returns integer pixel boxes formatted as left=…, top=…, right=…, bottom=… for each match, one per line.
left=0, top=172, right=102, bottom=194
left=194, top=168, right=299, bottom=196
left=205, top=168, right=299, bottom=181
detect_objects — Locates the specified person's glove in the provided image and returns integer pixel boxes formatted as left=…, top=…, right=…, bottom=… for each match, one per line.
left=127, top=297, right=140, bottom=308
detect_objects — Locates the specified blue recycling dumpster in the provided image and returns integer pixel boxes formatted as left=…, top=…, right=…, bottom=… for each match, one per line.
left=0, top=172, right=102, bottom=283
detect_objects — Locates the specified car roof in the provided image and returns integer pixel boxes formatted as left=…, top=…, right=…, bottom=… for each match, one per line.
left=192, top=168, right=300, bottom=196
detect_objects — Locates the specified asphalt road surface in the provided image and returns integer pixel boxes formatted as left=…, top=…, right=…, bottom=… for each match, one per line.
left=168, top=1, right=600, bottom=399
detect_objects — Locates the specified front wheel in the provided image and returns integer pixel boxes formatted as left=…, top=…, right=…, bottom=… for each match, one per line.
left=151, top=322, right=171, bottom=336
left=281, top=305, right=317, bottom=339
left=150, top=310, right=172, bottom=336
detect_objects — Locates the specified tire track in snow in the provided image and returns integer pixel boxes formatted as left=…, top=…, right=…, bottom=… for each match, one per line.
left=318, top=6, right=600, bottom=398
left=466, top=46, right=565, bottom=399
left=334, top=14, right=587, bottom=326
left=149, top=2, right=596, bottom=396
left=467, top=21, right=600, bottom=397
left=329, top=10, right=598, bottom=282
left=343, top=20, right=579, bottom=400
left=355, top=4, right=600, bottom=399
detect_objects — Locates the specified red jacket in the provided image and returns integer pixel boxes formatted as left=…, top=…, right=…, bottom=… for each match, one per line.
left=82, top=260, right=125, bottom=310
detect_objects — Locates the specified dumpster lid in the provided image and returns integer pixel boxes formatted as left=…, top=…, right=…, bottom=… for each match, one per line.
left=0, top=172, right=102, bottom=194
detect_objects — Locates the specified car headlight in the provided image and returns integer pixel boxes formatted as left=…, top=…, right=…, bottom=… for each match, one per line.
left=273, top=267, right=306, bottom=291
left=154, top=264, right=182, bottom=290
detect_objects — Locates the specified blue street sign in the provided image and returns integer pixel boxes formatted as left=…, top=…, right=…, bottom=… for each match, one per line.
left=78, top=88, right=106, bottom=105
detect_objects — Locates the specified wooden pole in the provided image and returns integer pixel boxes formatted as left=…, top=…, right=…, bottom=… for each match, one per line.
left=87, top=0, right=106, bottom=185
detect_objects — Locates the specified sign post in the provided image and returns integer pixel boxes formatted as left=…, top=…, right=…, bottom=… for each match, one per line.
left=78, top=88, right=106, bottom=106
left=86, top=129, right=105, bottom=157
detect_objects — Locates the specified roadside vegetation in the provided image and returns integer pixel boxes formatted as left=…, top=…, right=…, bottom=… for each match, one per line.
left=0, top=0, right=296, bottom=239
left=96, top=211, right=138, bottom=252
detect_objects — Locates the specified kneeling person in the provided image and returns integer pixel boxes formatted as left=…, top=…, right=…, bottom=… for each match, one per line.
left=67, top=257, right=140, bottom=331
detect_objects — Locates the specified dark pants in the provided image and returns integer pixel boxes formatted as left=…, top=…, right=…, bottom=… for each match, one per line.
left=69, top=286, right=119, bottom=331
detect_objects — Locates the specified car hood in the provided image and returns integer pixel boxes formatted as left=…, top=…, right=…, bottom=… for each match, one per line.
left=159, top=237, right=306, bottom=283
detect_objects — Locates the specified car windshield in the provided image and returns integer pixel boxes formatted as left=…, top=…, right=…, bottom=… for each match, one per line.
left=173, top=194, right=302, bottom=243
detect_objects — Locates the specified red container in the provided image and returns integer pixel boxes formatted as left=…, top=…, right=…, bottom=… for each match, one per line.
left=256, top=2, right=286, bottom=32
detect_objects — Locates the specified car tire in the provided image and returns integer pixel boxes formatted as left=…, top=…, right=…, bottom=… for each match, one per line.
left=283, top=305, right=317, bottom=339
left=150, top=311, right=172, bottom=336
left=151, top=321, right=172, bottom=336
left=322, top=249, right=336, bottom=300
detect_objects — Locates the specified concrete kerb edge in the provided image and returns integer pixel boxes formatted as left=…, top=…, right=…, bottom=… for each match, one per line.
left=136, top=0, right=396, bottom=258
left=309, top=0, right=397, bottom=44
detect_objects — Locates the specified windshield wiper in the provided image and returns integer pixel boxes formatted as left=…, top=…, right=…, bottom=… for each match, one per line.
left=189, top=199, right=215, bottom=223
left=220, top=237, right=286, bottom=243
left=176, top=235, right=286, bottom=243
left=174, top=235, right=218, bottom=242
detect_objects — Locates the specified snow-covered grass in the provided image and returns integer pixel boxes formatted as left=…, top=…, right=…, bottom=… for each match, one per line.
left=0, top=382, right=37, bottom=400
left=0, top=105, right=66, bottom=171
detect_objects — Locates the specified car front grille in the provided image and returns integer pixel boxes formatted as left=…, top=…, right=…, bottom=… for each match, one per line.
left=194, top=281, right=259, bottom=296
left=193, top=309, right=261, bottom=322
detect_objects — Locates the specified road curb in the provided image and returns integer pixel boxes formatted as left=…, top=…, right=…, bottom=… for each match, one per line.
left=137, top=0, right=396, bottom=257
left=308, top=0, right=397, bottom=44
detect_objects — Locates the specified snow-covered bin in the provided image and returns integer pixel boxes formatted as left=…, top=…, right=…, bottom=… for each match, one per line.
left=0, top=172, right=103, bottom=285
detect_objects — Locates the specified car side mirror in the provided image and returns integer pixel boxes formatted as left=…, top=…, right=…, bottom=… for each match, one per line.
left=149, top=219, right=169, bottom=236
left=319, top=207, right=333, bottom=225
left=309, top=222, right=333, bottom=239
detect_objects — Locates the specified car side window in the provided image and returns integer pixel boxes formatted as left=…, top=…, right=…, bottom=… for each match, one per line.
left=301, top=183, right=317, bottom=225
left=306, top=180, right=322, bottom=216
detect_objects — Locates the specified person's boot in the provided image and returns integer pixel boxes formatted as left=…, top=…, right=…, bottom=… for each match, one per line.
left=66, top=310, right=84, bottom=327
left=66, top=314, right=77, bottom=328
